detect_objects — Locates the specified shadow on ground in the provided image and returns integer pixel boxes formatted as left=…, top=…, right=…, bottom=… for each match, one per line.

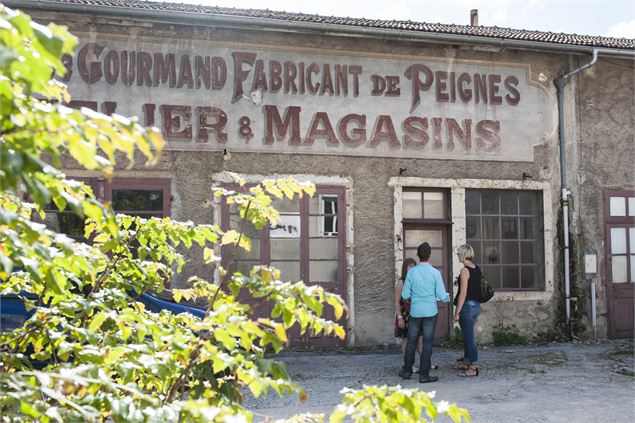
left=244, top=339, right=634, bottom=423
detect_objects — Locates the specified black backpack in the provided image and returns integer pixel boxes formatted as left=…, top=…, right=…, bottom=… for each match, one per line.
left=477, top=268, right=495, bottom=303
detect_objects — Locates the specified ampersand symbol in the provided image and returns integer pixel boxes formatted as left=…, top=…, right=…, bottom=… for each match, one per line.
left=238, top=116, right=253, bottom=141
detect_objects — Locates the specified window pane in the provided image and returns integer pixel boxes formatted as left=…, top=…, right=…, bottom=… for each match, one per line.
left=629, top=198, right=635, bottom=217
left=612, top=256, right=628, bottom=283
left=630, top=228, right=635, bottom=253
left=423, top=192, right=444, bottom=218
left=234, top=241, right=261, bottom=261
left=309, top=215, right=338, bottom=237
left=521, top=266, right=538, bottom=289
left=270, top=214, right=301, bottom=238
left=270, top=261, right=300, bottom=281
left=270, top=238, right=300, bottom=260
left=483, top=242, right=500, bottom=264
left=482, top=191, right=499, bottom=214
left=521, top=242, right=536, bottom=263
left=310, top=260, right=338, bottom=282
left=466, top=216, right=480, bottom=239
left=502, top=266, right=519, bottom=289
left=500, top=191, right=518, bottom=214
left=482, top=266, right=501, bottom=289
left=43, top=213, right=85, bottom=239
left=471, top=242, right=482, bottom=263
left=234, top=261, right=259, bottom=276
left=611, top=228, right=627, bottom=254
left=610, top=197, right=626, bottom=217
left=482, top=217, right=500, bottom=239
left=309, top=238, right=338, bottom=260
left=112, top=189, right=163, bottom=212
left=465, top=190, right=480, bottom=214
left=519, top=192, right=537, bottom=214
left=230, top=214, right=261, bottom=238
left=402, top=191, right=422, bottom=219
left=271, top=197, right=299, bottom=213
left=405, top=230, right=442, bottom=248
left=501, top=217, right=518, bottom=239
left=404, top=248, right=418, bottom=261
left=429, top=249, right=442, bottom=266
left=501, top=241, right=519, bottom=264
left=322, top=216, right=338, bottom=235
left=631, top=255, right=635, bottom=283
left=309, top=194, right=338, bottom=214
left=520, top=217, right=535, bottom=239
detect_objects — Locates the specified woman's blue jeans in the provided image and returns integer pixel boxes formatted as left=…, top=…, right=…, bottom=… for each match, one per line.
left=459, top=300, right=480, bottom=363
left=403, top=314, right=437, bottom=377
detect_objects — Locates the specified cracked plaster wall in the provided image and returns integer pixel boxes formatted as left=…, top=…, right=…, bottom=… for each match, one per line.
left=571, top=58, right=635, bottom=339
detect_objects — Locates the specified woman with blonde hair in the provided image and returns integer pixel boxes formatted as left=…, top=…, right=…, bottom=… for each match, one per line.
left=453, top=244, right=481, bottom=377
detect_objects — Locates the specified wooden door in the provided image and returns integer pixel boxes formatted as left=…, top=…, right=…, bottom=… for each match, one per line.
left=403, top=225, right=451, bottom=339
left=606, top=224, right=635, bottom=338
left=604, top=191, right=634, bottom=339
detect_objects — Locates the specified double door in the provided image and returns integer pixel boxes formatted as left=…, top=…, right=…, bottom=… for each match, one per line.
left=221, top=186, right=347, bottom=349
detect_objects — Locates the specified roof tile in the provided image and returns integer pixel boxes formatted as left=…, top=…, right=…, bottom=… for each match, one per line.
left=38, top=0, right=635, bottom=49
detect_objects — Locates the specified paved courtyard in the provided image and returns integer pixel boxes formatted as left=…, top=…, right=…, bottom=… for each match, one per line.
left=245, top=340, right=634, bottom=422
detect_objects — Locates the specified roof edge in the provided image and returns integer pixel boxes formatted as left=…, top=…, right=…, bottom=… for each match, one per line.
left=7, top=0, right=635, bottom=58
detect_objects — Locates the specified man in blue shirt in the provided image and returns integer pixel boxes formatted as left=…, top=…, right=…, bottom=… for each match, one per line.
left=399, top=242, right=450, bottom=383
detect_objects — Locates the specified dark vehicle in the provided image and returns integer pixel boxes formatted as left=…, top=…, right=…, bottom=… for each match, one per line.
left=0, top=292, right=206, bottom=333
left=137, top=292, right=206, bottom=319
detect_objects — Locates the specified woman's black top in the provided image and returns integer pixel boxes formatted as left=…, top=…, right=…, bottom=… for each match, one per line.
left=454, top=265, right=482, bottom=305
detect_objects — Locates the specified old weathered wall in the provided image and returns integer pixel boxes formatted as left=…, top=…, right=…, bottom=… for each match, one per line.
left=23, top=8, right=625, bottom=346
left=572, top=58, right=635, bottom=338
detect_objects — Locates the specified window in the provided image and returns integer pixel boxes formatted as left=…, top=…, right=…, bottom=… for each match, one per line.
left=605, top=191, right=635, bottom=283
left=42, top=178, right=171, bottom=240
left=222, top=186, right=346, bottom=284
left=465, top=189, right=544, bottom=290
left=402, top=189, right=448, bottom=220
left=319, top=195, right=338, bottom=236
left=106, top=179, right=171, bottom=218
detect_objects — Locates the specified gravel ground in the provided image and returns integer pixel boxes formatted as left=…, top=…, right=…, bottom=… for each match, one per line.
left=244, top=339, right=635, bottom=422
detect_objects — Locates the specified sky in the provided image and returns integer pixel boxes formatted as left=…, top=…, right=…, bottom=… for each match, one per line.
left=177, top=0, right=635, bottom=38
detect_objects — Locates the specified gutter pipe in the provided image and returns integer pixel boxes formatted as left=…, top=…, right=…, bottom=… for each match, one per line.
left=553, top=49, right=598, bottom=337
left=8, top=0, right=635, bottom=58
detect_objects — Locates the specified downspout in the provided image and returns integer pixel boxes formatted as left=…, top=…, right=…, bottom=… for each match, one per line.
left=553, top=49, right=598, bottom=337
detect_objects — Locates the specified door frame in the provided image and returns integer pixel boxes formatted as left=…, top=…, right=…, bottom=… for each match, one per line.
left=402, top=223, right=453, bottom=339
left=603, top=190, right=635, bottom=339
left=219, top=183, right=348, bottom=348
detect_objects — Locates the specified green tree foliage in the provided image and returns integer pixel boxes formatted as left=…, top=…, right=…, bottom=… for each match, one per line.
left=0, top=5, right=469, bottom=422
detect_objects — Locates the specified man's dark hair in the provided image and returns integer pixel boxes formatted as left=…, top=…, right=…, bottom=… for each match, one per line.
left=417, top=242, right=431, bottom=261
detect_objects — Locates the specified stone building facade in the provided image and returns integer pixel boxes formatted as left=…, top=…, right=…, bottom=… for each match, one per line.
left=12, top=0, right=634, bottom=347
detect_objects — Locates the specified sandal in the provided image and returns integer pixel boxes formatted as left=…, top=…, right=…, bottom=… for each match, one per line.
left=453, top=362, right=470, bottom=370
left=458, top=367, right=479, bottom=377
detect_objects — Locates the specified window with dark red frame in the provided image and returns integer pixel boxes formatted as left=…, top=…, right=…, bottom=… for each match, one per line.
left=42, top=177, right=171, bottom=240
left=465, top=189, right=544, bottom=290
left=221, top=186, right=346, bottom=287
left=604, top=190, right=635, bottom=284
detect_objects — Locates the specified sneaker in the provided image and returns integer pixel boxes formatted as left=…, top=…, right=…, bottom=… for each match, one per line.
left=398, top=369, right=413, bottom=379
left=419, top=375, right=439, bottom=383
left=415, top=365, right=439, bottom=374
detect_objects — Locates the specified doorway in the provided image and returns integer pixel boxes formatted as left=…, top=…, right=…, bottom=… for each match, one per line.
left=604, top=191, right=635, bottom=338
left=403, top=225, right=452, bottom=339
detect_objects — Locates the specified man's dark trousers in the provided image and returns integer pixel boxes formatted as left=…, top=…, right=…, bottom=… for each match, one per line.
left=402, top=314, right=438, bottom=377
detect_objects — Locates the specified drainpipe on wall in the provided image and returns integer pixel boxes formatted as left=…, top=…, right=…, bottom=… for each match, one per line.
left=553, top=49, right=598, bottom=337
